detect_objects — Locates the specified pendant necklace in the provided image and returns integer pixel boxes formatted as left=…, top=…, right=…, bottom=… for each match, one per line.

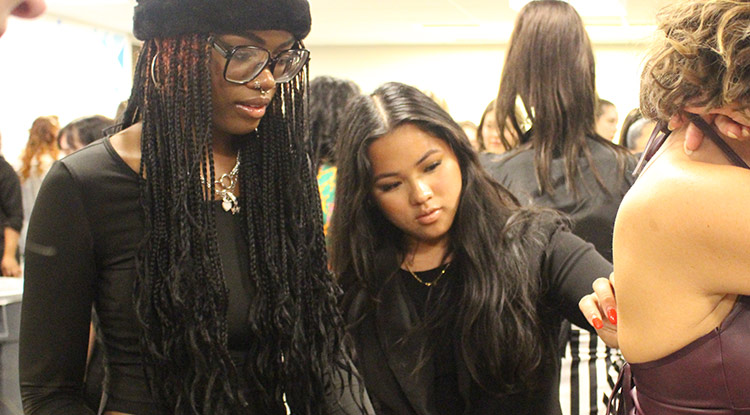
left=201, top=158, right=240, bottom=214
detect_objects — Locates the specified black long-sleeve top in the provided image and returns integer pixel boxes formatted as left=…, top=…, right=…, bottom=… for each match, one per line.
left=19, top=138, right=370, bottom=415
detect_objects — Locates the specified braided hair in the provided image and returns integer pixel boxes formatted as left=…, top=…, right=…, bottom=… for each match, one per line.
left=119, top=33, right=350, bottom=415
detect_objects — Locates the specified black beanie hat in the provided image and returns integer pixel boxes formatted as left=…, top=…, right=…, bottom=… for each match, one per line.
left=133, top=0, right=311, bottom=41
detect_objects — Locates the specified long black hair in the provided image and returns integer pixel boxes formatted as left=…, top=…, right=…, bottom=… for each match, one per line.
left=496, top=0, right=631, bottom=197
left=119, top=33, right=350, bottom=415
left=331, top=82, right=564, bottom=394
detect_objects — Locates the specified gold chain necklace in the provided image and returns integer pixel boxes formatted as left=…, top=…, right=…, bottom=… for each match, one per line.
left=405, top=262, right=451, bottom=287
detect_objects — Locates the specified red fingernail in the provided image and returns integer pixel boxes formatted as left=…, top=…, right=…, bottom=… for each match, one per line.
left=592, top=316, right=604, bottom=330
left=607, top=308, right=618, bottom=325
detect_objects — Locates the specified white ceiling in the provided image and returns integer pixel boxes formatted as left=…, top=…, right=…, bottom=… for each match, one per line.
left=43, top=0, right=673, bottom=46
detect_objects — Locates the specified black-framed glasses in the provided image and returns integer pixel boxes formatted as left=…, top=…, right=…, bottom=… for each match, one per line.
left=633, top=113, right=750, bottom=177
left=208, top=36, right=310, bottom=84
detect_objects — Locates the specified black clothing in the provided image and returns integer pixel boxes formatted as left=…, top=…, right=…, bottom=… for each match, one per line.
left=485, top=137, right=635, bottom=415
left=344, top=224, right=612, bottom=415
left=485, top=138, right=636, bottom=261
left=19, top=138, right=368, bottom=415
left=0, top=155, right=23, bottom=259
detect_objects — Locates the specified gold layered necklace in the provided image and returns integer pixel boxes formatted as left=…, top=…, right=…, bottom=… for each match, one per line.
left=405, top=262, right=451, bottom=287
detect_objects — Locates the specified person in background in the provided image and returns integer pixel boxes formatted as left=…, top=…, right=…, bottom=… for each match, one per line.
left=485, top=2, right=636, bottom=414
left=617, top=109, right=655, bottom=155
left=581, top=1, right=750, bottom=413
left=0, top=130, right=22, bottom=276
left=19, top=0, right=372, bottom=413
left=477, top=100, right=502, bottom=154
left=0, top=0, right=45, bottom=38
left=57, top=115, right=115, bottom=156
left=17, top=115, right=59, bottom=259
left=458, top=120, right=480, bottom=152
left=309, top=75, right=361, bottom=236
left=595, top=99, right=618, bottom=141
left=331, top=81, right=614, bottom=415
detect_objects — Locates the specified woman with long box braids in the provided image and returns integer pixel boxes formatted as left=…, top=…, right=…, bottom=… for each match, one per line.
left=18, top=1, right=372, bottom=414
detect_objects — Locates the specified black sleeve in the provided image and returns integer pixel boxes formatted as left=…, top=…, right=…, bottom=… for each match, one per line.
left=0, top=159, right=23, bottom=231
left=19, top=162, right=97, bottom=415
left=542, top=228, right=613, bottom=331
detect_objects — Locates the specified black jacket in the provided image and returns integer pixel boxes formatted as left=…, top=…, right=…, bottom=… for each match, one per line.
left=343, top=225, right=612, bottom=415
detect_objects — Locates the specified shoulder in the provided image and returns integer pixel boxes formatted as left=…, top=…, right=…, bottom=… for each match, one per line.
left=615, top=135, right=750, bottom=279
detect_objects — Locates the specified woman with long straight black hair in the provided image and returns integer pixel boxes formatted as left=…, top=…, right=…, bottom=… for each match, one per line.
left=331, top=81, right=614, bottom=415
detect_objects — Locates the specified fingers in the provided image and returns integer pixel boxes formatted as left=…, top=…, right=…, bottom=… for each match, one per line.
left=667, top=113, right=685, bottom=132
left=578, top=293, right=604, bottom=330
left=593, top=277, right=617, bottom=325
left=683, top=121, right=705, bottom=154
left=714, top=114, right=750, bottom=140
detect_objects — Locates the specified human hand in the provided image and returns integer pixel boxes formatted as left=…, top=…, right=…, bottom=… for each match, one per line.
left=1, top=255, right=21, bottom=277
left=671, top=107, right=750, bottom=154
left=578, top=272, right=618, bottom=348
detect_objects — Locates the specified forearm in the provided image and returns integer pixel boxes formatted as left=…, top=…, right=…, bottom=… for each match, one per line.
left=4, top=226, right=19, bottom=259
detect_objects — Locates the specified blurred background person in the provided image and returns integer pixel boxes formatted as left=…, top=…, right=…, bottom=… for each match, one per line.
left=309, top=75, right=361, bottom=236
left=617, top=108, right=656, bottom=155
left=17, top=115, right=59, bottom=259
left=57, top=115, right=114, bottom=156
left=0, top=129, right=22, bottom=276
left=486, top=1, right=637, bottom=414
left=595, top=99, right=618, bottom=141
left=458, top=120, right=480, bottom=152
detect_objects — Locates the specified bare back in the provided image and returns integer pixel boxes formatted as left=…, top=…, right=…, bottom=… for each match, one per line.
left=614, top=127, right=750, bottom=363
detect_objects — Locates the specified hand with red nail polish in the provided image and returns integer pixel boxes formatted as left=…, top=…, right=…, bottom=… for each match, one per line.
left=578, top=272, right=618, bottom=348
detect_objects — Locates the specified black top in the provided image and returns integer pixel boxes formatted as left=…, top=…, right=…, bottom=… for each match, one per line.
left=484, top=138, right=636, bottom=261
left=19, top=138, right=370, bottom=415
left=0, top=155, right=23, bottom=258
left=344, top=224, right=612, bottom=415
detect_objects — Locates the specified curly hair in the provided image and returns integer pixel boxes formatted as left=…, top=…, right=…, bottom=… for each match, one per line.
left=19, top=115, right=60, bottom=181
left=641, top=0, right=750, bottom=121
left=118, top=33, right=352, bottom=415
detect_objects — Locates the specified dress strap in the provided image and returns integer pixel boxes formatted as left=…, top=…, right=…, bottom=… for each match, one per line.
left=606, top=363, right=634, bottom=415
left=688, top=114, right=750, bottom=170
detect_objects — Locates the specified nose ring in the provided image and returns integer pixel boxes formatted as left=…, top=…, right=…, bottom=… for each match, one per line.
left=254, top=80, right=268, bottom=97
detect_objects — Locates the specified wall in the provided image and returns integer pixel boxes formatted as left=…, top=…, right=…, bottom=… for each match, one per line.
left=0, top=15, right=132, bottom=168
left=0, top=15, right=651, bottom=165
left=308, top=42, right=652, bottom=133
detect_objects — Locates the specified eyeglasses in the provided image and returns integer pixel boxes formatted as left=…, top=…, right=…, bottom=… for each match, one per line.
left=633, top=113, right=750, bottom=177
left=208, top=36, right=310, bottom=85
